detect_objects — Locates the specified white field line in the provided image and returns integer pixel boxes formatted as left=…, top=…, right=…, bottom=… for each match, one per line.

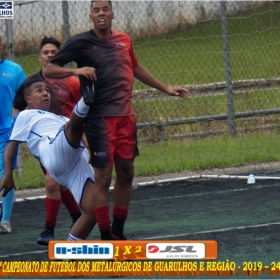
left=0, top=174, right=277, bottom=204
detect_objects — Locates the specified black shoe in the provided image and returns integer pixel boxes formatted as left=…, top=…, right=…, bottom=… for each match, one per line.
left=79, top=76, right=95, bottom=106
left=114, top=232, right=134, bottom=240
left=111, top=230, right=134, bottom=240
left=37, top=228, right=54, bottom=246
left=101, top=229, right=121, bottom=240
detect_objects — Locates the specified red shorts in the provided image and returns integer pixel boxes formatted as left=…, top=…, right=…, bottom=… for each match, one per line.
left=85, top=115, right=139, bottom=168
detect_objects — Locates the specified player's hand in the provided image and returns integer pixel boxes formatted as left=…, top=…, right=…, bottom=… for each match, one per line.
left=166, top=87, right=191, bottom=99
left=0, top=176, right=17, bottom=197
left=75, top=67, right=97, bottom=81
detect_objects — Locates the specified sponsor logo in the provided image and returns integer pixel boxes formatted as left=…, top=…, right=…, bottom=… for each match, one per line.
left=146, top=243, right=205, bottom=259
left=115, top=43, right=125, bottom=47
left=93, top=151, right=106, bottom=157
left=0, top=1, right=13, bottom=19
left=59, top=89, right=69, bottom=95
left=1, top=72, right=13, bottom=77
left=54, top=243, right=114, bottom=260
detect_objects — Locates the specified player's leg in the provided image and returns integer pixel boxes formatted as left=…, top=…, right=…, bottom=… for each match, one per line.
left=112, top=158, right=134, bottom=239
left=0, top=130, right=17, bottom=234
left=69, top=179, right=96, bottom=240
left=63, top=151, right=96, bottom=240
left=85, top=116, right=116, bottom=240
left=112, top=115, right=139, bottom=239
left=64, top=98, right=89, bottom=148
left=60, top=185, right=82, bottom=226
left=92, top=166, right=115, bottom=240
left=0, top=169, right=2, bottom=221
left=0, top=169, right=14, bottom=234
left=37, top=174, right=61, bottom=245
left=41, top=97, right=90, bottom=182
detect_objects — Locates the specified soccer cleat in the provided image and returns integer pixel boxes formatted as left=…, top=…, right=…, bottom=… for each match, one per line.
left=101, top=229, right=122, bottom=240
left=79, top=76, right=95, bottom=106
left=112, top=232, right=127, bottom=240
left=101, top=229, right=134, bottom=240
left=114, top=232, right=134, bottom=240
left=37, top=228, right=54, bottom=246
left=0, top=222, right=12, bottom=234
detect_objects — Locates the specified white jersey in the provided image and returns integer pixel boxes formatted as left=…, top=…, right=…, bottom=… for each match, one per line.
left=8, top=109, right=94, bottom=205
left=9, top=109, right=69, bottom=159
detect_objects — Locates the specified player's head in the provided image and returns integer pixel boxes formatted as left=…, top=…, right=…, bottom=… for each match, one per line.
left=24, top=80, right=51, bottom=111
left=90, top=0, right=112, bottom=9
left=89, top=1, right=114, bottom=36
left=39, top=36, right=61, bottom=68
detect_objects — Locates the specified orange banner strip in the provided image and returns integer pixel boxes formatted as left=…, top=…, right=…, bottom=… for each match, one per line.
left=48, top=240, right=217, bottom=261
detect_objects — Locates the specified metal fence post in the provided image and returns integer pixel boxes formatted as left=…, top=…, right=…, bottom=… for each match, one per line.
left=6, top=19, right=24, bottom=178
left=220, top=1, right=236, bottom=136
left=158, top=125, right=166, bottom=142
left=62, top=0, right=71, bottom=68
left=5, top=19, right=14, bottom=60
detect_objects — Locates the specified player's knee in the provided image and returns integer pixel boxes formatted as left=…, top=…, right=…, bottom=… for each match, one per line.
left=114, top=159, right=134, bottom=180
left=59, top=185, right=68, bottom=193
left=116, top=166, right=134, bottom=184
left=94, top=170, right=112, bottom=189
left=45, top=177, right=60, bottom=195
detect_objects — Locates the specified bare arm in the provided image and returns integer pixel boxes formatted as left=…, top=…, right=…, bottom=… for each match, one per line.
left=82, top=132, right=89, bottom=150
left=44, top=63, right=97, bottom=81
left=44, top=62, right=77, bottom=79
left=133, top=63, right=191, bottom=99
left=0, top=141, right=19, bottom=197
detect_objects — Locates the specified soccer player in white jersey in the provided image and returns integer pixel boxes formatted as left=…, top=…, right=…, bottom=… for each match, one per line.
left=0, top=79, right=97, bottom=240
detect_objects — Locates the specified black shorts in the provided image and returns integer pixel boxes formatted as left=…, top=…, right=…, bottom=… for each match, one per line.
left=85, top=115, right=139, bottom=168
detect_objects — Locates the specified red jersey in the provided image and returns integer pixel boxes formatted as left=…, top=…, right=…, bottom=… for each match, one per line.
left=50, top=30, right=138, bottom=117
left=45, top=76, right=81, bottom=118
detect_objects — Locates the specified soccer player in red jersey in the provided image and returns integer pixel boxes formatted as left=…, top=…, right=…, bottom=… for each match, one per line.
left=44, top=1, right=191, bottom=240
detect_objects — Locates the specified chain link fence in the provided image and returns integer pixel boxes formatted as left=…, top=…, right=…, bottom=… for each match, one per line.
left=2, top=0, right=280, bottom=187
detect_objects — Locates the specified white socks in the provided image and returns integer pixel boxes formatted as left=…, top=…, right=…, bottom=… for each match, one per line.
left=68, top=233, right=84, bottom=241
left=74, top=98, right=90, bottom=118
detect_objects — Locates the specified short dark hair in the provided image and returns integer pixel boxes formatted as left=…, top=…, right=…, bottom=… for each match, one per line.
left=14, top=73, right=45, bottom=111
left=90, top=1, right=112, bottom=9
left=40, top=36, right=61, bottom=50
left=23, top=80, right=49, bottom=98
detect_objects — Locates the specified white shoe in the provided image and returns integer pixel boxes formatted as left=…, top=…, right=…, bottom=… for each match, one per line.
left=0, top=222, right=12, bottom=233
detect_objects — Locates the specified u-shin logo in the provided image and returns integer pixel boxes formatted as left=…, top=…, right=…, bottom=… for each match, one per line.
left=53, top=243, right=114, bottom=260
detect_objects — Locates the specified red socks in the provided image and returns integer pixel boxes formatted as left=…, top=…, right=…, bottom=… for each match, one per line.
left=94, top=205, right=111, bottom=231
left=94, top=205, right=129, bottom=239
left=45, top=198, right=60, bottom=229
left=112, top=206, right=129, bottom=238
left=113, top=206, right=129, bottom=220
